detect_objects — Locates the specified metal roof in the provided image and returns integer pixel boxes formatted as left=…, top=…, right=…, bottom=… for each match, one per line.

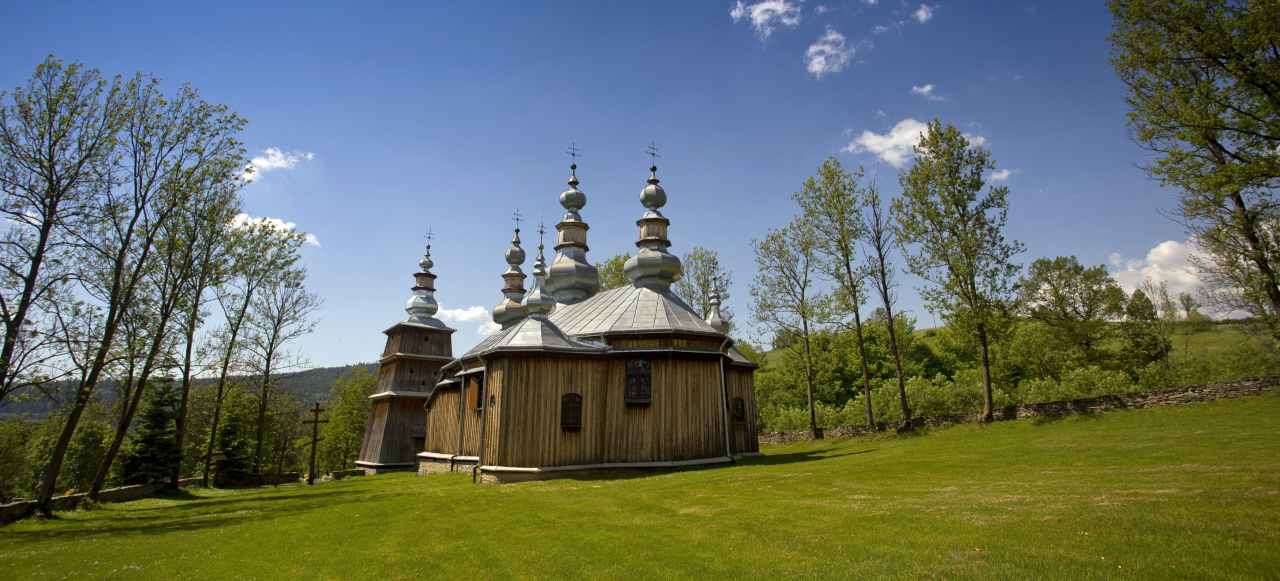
left=383, top=315, right=456, bottom=335
left=547, top=285, right=722, bottom=338
left=459, top=316, right=605, bottom=359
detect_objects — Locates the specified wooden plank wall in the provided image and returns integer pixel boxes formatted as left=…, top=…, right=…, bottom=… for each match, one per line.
left=423, top=389, right=460, bottom=455
left=490, top=355, right=726, bottom=468
left=373, top=398, right=429, bottom=464
left=357, top=400, right=391, bottom=463
left=382, top=327, right=453, bottom=358
left=460, top=376, right=484, bottom=456
left=727, top=368, right=760, bottom=455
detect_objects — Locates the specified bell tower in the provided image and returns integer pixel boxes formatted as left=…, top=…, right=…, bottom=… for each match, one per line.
left=357, top=239, right=456, bottom=473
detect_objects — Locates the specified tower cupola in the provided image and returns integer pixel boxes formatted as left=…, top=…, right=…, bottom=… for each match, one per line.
left=492, top=222, right=529, bottom=329
left=521, top=234, right=556, bottom=320
left=406, top=243, right=440, bottom=319
left=624, top=164, right=682, bottom=291
left=706, top=279, right=728, bottom=333
left=545, top=161, right=600, bottom=303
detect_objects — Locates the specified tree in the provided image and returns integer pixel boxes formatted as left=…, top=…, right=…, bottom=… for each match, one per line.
left=0, top=57, right=124, bottom=407
left=863, top=186, right=912, bottom=427
left=1122, top=287, right=1166, bottom=369
left=674, top=246, right=734, bottom=329
left=1109, top=0, right=1280, bottom=339
left=37, top=74, right=245, bottom=513
left=751, top=221, right=828, bottom=439
left=318, top=367, right=376, bottom=472
left=594, top=253, right=630, bottom=290
left=1017, top=256, right=1128, bottom=367
left=793, top=158, right=878, bottom=427
left=892, top=119, right=1024, bottom=422
left=244, top=269, right=321, bottom=473
left=201, top=221, right=305, bottom=486
left=119, top=381, right=180, bottom=485
left=1142, top=277, right=1180, bottom=368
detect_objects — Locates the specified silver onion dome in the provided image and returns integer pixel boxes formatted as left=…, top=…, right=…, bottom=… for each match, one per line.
left=505, top=230, right=526, bottom=267
left=559, top=164, right=586, bottom=220
left=493, top=228, right=529, bottom=328
left=406, top=245, right=439, bottom=318
left=639, top=165, right=666, bottom=214
left=521, top=243, right=556, bottom=319
left=706, top=280, right=728, bottom=334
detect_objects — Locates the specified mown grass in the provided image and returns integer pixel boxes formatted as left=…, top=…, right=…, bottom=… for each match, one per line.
left=2, top=394, right=1278, bottom=580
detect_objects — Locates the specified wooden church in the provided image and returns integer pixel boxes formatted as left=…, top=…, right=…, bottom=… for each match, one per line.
left=358, top=160, right=759, bottom=481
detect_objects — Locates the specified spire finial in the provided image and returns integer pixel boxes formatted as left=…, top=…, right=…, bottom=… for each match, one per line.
left=512, top=208, right=523, bottom=234
left=419, top=228, right=435, bottom=271
left=534, top=221, right=547, bottom=271
left=646, top=141, right=660, bottom=167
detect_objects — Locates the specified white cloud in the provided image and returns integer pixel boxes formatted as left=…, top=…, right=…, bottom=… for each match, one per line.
left=910, top=84, right=946, bottom=101
left=730, top=0, right=802, bottom=40
left=438, top=305, right=501, bottom=335
left=230, top=212, right=321, bottom=246
left=1109, top=240, right=1204, bottom=299
left=814, top=4, right=828, bottom=14
left=913, top=4, right=934, bottom=23
left=863, top=0, right=878, bottom=4
left=805, top=27, right=854, bottom=79
left=842, top=118, right=928, bottom=167
left=873, top=25, right=890, bottom=34
left=964, top=133, right=987, bottom=146
left=241, top=148, right=314, bottom=183
left=990, top=168, right=1016, bottom=181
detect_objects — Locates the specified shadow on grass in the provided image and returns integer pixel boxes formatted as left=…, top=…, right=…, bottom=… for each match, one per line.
left=2, top=486, right=371, bottom=541
left=748, top=447, right=879, bottom=466
left=1029, top=412, right=1106, bottom=427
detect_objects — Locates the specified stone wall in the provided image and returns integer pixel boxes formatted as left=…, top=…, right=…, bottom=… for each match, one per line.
left=758, top=375, right=1280, bottom=446
left=0, top=477, right=203, bottom=526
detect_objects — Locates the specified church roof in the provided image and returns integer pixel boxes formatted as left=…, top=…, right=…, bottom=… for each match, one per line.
left=460, top=316, right=605, bottom=359
left=548, top=285, right=722, bottom=338
left=383, top=315, right=455, bottom=335
left=726, top=345, right=760, bottom=368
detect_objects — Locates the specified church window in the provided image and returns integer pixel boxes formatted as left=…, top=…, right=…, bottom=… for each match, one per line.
left=625, top=360, right=652, bottom=403
left=472, top=377, right=485, bottom=410
left=732, top=398, right=746, bottom=424
left=561, top=393, right=582, bottom=429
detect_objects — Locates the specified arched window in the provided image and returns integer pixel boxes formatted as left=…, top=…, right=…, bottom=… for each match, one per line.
left=561, top=393, right=582, bottom=429
left=732, top=398, right=746, bottom=424
left=625, top=360, right=652, bottom=403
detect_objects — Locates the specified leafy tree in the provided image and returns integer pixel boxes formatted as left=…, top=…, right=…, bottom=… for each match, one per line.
left=1109, top=0, right=1280, bottom=339
left=319, top=367, right=377, bottom=472
left=793, top=158, right=877, bottom=426
left=751, top=221, right=828, bottom=439
left=674, top=246, right=734, bottom=329
left=0, top=419, right=34, bottom=501
left=1122, top=288, right=1166, bottom=370
left=893, top=119, right=1024, bottom=422
left=1018, top=256, right=1128, bottom=367
left=119, top=382, right=181, bottom=485
left=594, top=253, right=631, bottom=290
left=863, top=186, right=913, bottom=427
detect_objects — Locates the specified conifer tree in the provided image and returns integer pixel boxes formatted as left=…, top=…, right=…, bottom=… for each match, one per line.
left=120, top=382, right=181, bottom=485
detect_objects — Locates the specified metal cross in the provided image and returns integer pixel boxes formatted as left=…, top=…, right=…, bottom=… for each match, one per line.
left=646, top=142, right=661, bottom=166
left=536, top=221, right=547, bottom=246
left=566, top=142, right=581, bottom=165
left=511, top=209, right=523, bottom=233
left=424, top=228, right=435, bottom=249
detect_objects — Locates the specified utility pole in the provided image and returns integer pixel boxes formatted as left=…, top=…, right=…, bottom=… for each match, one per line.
left=303, top=402, right=327, bottom=485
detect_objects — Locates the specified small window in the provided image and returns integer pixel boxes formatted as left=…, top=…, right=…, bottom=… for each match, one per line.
left=732, top=398, right=746, bottom=424
left=561, top=393, right=582, bottom=429
left=472, top=377, right=485, bottom=410
left=625, top=360, right=652, bottom=403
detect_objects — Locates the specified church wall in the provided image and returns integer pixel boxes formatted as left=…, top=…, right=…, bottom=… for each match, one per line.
left=489, top=354, right=727, bottom=468
left=423, top=388, right=461, bottom=455
left=372, top=397, right=428, bottom=464
left=608, top=336, right=724, bottom=350
left=727, top=367, right=760, bottom=455
left=382, top=327, right=453, bottom=359
left=357, top=400, right=391, bottom=464
left=378, top=358, right=448, bottom=395
left=460, top=376, right=485, bottom=457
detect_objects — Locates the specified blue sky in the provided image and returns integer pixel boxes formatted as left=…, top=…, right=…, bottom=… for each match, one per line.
left=1, top=1, right=1195, bottom=367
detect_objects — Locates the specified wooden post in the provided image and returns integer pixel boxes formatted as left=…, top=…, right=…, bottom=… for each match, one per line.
left=303, top=402, right=328, bottom=485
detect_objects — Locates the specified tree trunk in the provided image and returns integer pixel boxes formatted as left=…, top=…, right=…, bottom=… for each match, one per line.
left=801, top=320, right=821, bottom=440
left=883, top=310, right=911, bottom=429
left=171, top=299, right=202, bottom=488
left=852, top=313, right=874, bottom=428
left=0, top=216, right=56, bottom=391
left=1226, top=191, right=1280, bottom=340
left=251, top=366, right=272, bottom=474
left=977, top=322, right=994, bottom=422
left=201, top=299, right=251, bottom=487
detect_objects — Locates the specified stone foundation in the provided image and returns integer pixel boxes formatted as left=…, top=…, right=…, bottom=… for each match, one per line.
left=758, top=375, right=1280, bottom=446
left=416, top=457, right=476, bottom=475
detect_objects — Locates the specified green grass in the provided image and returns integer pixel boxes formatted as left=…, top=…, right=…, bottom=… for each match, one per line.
left=3, top=395, right=1279, bottom=580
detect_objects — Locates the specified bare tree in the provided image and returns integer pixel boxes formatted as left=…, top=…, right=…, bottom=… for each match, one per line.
left=863, top=185, right=911, bottom=428
left=244, top=269, right=321, bottom=473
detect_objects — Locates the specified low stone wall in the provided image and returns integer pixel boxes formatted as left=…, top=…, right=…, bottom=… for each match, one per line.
left=0, top=477, right=204, bottom=526
left=220, top=472, right=301, bottom=487
left=417, top=457, right=476, bottom=475
left=759, top=375, right=1280, bottom=446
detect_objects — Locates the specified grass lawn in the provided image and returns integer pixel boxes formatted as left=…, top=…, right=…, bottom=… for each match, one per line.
left=2, top=394, right=1278, bottom=580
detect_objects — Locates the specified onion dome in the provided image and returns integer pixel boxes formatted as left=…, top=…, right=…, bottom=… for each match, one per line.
left=521, top=242, right=556, bottom=319
left=706, top=279, right=728, bottom=334
left=624, top=164, right=682, bottom=290
left=405, top=244, right=439, bottom=318
left=546, top=163, right=600, bottom=303
left=493, top=227, right=529, bottom=329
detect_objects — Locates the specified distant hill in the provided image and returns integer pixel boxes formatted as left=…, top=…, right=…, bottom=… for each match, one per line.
left=0, top=363, right=380, bottom=421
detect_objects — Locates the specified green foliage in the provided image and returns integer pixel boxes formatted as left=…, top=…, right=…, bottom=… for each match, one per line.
left=0, top=419, right=34, bottom=501
left=673, top=246, right=733, bottom=328
left=119, top=382, right=181, bottom=485
left=594, top=253, right=631, bottom=290
left=1018, top=256, right=1127, bottom=366
left=319, top=367, right=377, bottom=473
